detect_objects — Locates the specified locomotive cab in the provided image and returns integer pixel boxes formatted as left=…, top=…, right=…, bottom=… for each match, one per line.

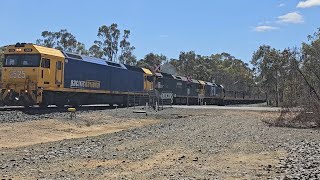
left=1, top=43, right=65, bottom=106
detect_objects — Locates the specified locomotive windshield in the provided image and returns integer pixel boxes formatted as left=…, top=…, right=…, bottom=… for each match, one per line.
left=4, top=54, right=40, bottom=67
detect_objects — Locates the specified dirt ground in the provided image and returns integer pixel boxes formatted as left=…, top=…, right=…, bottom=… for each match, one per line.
left=0, top=119, right=157, bottom=149
left=0, top=107, right=306, bottom=179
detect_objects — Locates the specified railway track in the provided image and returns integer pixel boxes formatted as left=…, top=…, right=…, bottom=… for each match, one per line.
left=0, top=104, right=118, bottom=114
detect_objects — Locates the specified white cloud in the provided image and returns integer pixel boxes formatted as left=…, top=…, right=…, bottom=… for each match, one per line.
left=297, top=0, right=320, bottom=8
left=277, top=12, right=304, bottom=24
left=278, top=3, right=285, bottom=7
left=254, top=26, right=279, bottom=32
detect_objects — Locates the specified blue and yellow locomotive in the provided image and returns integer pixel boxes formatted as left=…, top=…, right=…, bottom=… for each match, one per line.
left=1, top=43, right=153, bottom=107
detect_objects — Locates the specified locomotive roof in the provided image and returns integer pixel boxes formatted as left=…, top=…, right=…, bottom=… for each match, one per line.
left=174, top=76, right=188, bottom=81
left=161, top=72, right=175, bottom=78
left=4, top=43, right=65, bottom=58
left=198, top=80, right=206, bottom=85
left=192, top=79, right=200, bottom=84
left=63, top=52, right=127, bottom=69
left=63, top=51, right=154, bottom=74
left=124, top=64, right=145, bottom=73
left=155, top=73, right=163, bottom=77
left=80, top=56, right=108, bottom=66
left=142, top=68, right=153, bottom=75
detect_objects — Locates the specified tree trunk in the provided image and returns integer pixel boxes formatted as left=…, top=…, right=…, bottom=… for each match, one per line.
left=296, top=66, right=320, bottom=101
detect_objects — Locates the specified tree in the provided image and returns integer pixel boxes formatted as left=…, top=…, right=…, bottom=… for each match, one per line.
left=137, top=53, right=167, bottom=71
left=36, top=29, right=88, bottom=55
left=298, top=29, right=320, bottom=103
left=88, top=43, right=104, bottom=58
left=36, top=25, right=136, bottom=62
left=89, top=24, right=136, bottom=63
left=170, top=51, right=255, bottom=93
left=251, top=45, right=288, bottom=106
left=251, top=28, right=320, bottom=108
left=36, top=31, right=57, bottom=48
left=75, top=42, right=89, bottom=56
left=119, top=30, right=136, bottom=65
left=302, top=29, right=320, bottom=87
left=176, top=51, right=197, bottom=77
left=90, top=24, right=120, bottom=61
left=161, top=60, right=178, bottom=75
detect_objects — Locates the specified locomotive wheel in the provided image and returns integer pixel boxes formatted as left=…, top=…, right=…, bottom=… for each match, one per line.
left=39, top=103, right=48, bottom=109
left=71, top=99, right=82, bottom=108
left=56, top=103, right=65, bottom=109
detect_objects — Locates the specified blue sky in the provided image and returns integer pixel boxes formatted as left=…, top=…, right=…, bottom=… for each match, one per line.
left=0, top=0, right=319, bottom=63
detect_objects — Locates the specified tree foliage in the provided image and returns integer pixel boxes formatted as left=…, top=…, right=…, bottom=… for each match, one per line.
left=302, top=29, right=320, bottom=90
left=35, top=24, right=136, bottom=64
left=88, top=43, right=104, bottom=59
left=135, top=51, right=255, bottom=94
left=170, top=51, right=255, bottom=92
left=251, top=45, right=289, bottom=106
left=36, top=29, right=88, bottom=55
left=251, top=28, right=320, bottom=108
left=119, top=30, right=136, bottom=65
left=161, top=61, right=178, bottom=75
left=136, top=53, right=167, bottom=71
left=89, top=24, right=136, bottom=64
left=89, top=24, right=120, bottom=61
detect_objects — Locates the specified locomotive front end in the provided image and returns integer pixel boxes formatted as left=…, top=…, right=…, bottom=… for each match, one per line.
left=1, top=43, right=40, bottom=106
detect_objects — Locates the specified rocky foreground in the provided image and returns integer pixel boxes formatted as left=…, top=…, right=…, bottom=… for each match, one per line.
left=0, top=107, right=320, bottom=179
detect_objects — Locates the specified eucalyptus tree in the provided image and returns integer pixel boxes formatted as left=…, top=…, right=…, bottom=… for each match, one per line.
left=119, top=30, right=136, bottom=65
left=36, top=29, right=88, bottom=55
left=251, top=45, right=287, bottom=106
left=90, top=24, right=120, bottom=61
left=137, top=53, right=167, bottom=71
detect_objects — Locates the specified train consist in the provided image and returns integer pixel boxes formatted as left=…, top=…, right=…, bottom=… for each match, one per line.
left=0, top=43, right=265, bottom=107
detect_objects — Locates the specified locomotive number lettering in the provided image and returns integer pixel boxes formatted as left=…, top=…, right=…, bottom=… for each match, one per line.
left=160, top=93, right=173, bottom=100
left=9, top=71, right=26, bottom=79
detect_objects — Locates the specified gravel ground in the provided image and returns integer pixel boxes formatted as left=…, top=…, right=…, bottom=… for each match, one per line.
left=0, top=109, right=77, bottom=123
left=1, top=107, right=320, bottom=179
left=276, top=140, right=320, bottom=180
left=0, top=107, right=122, bottom=123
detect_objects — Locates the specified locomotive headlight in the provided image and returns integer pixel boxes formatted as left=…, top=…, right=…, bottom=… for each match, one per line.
left=7, top=89, right=11, bottom=92
left=25, top=90, right=28, bottom=93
